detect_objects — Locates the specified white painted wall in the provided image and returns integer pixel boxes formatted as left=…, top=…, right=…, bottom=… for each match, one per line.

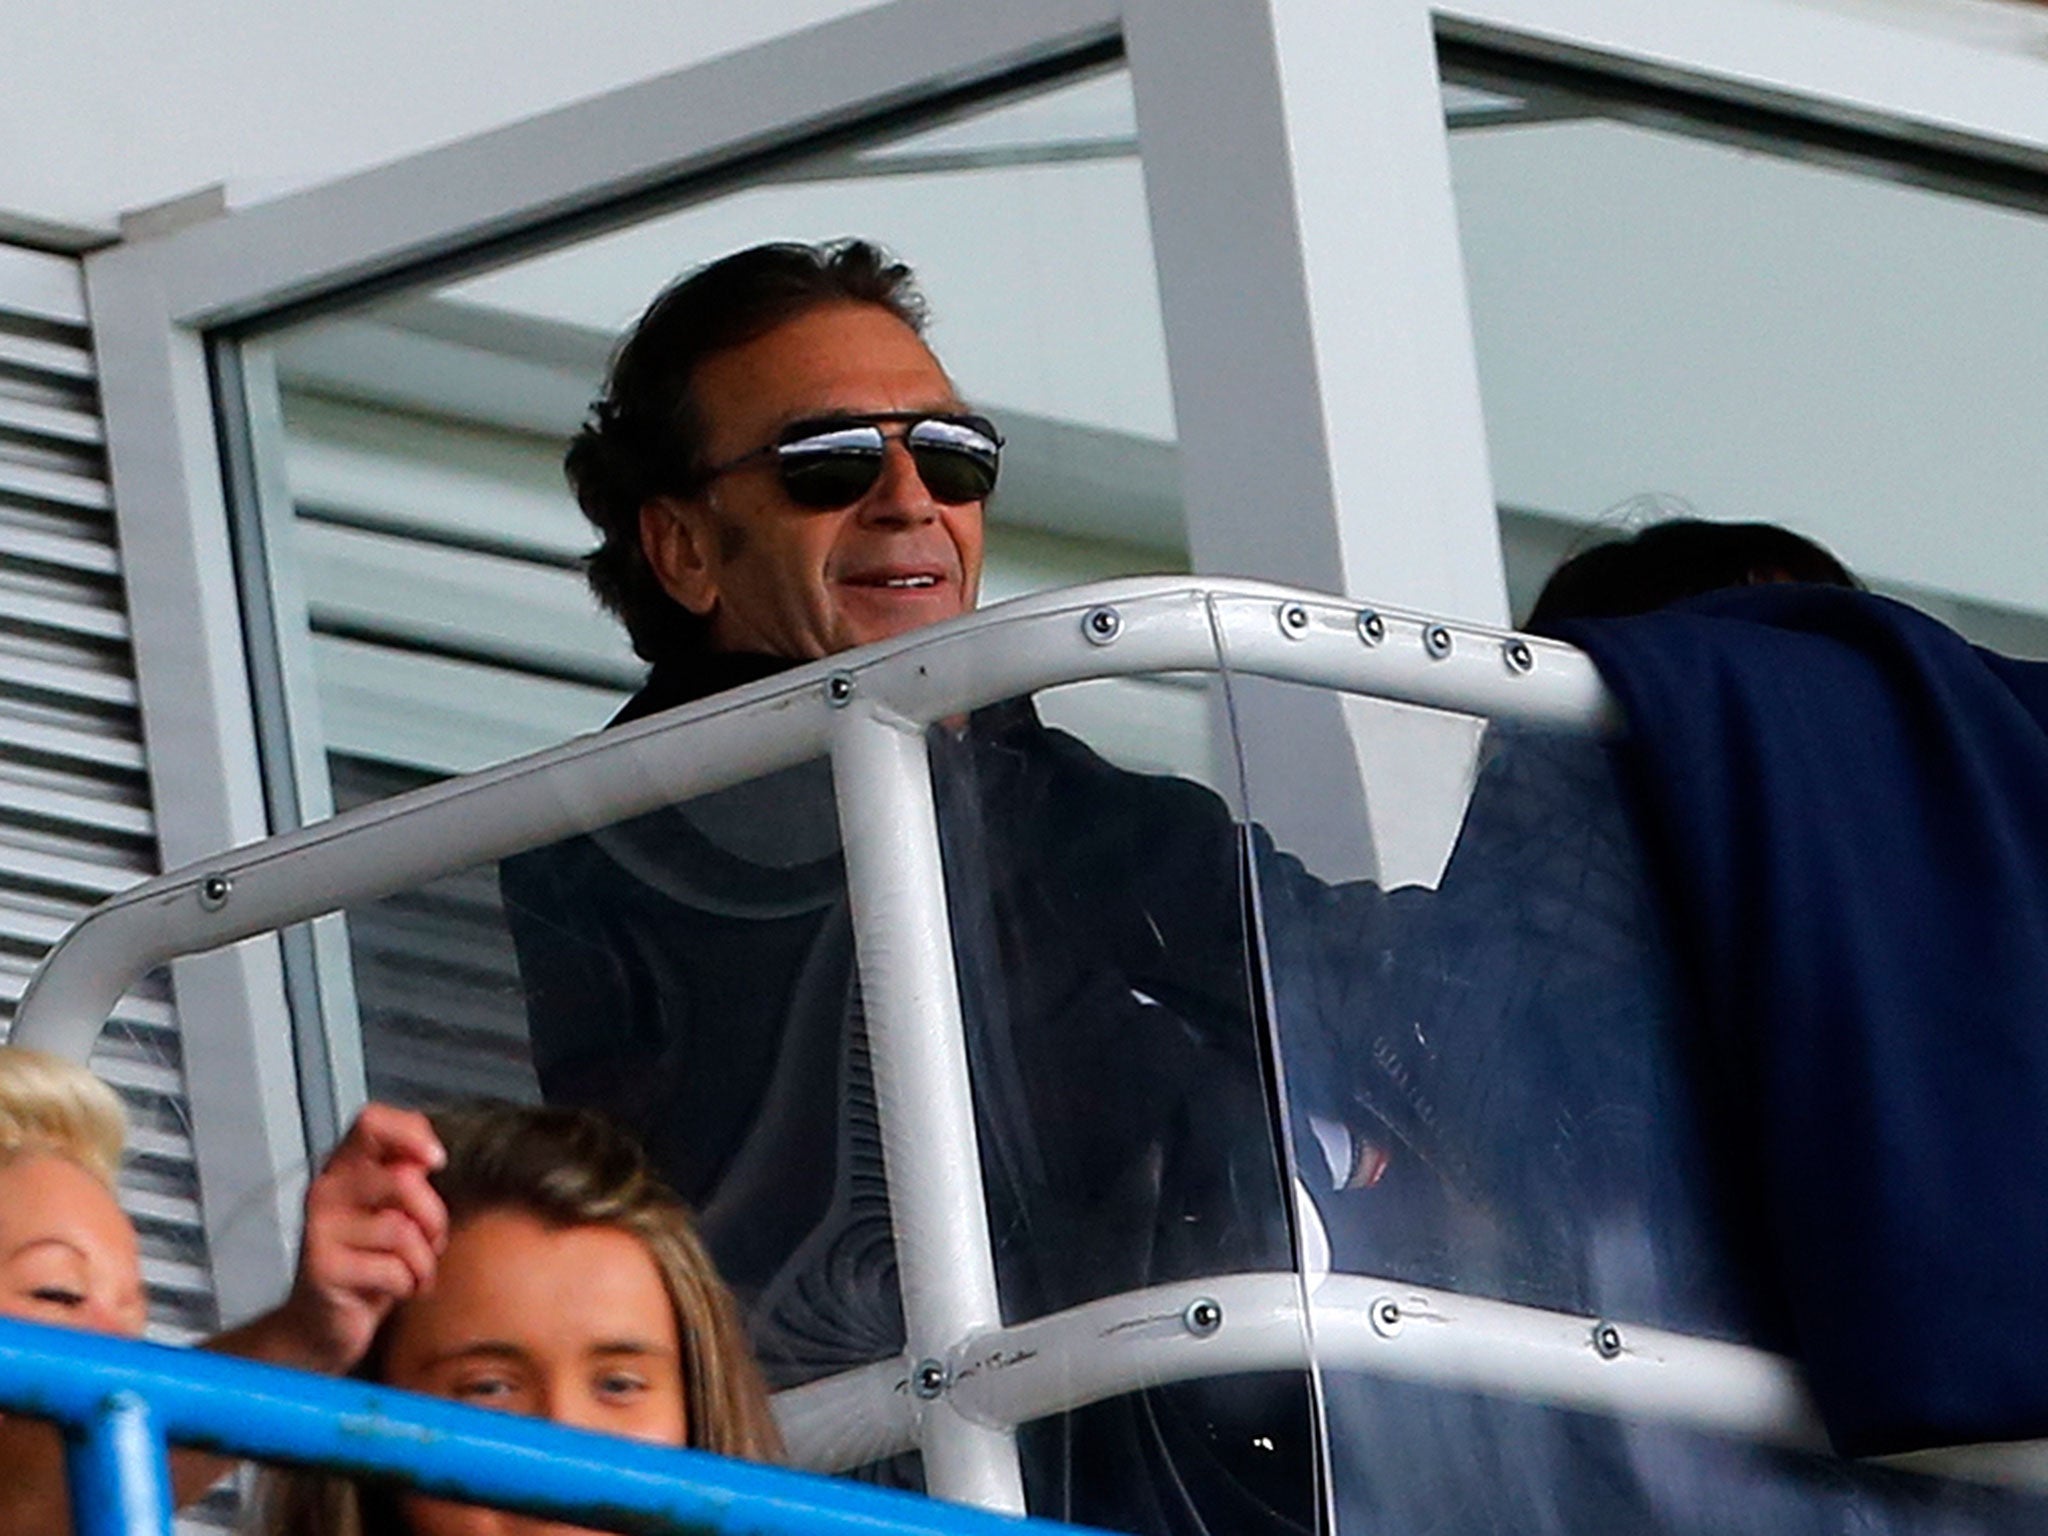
left=11, top=0, right=2048, bottom=643
left=5, top=0, right=2044, bottom=239
left=0, top=0, right=886, bottom=241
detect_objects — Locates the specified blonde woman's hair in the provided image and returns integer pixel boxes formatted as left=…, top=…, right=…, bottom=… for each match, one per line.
left=263, top=1102, right=782, bottom=1536
left=0, top=1045, right=126, bottom=1187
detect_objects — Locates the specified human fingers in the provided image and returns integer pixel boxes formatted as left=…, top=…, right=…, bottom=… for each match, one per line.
left=321, top=1250, right=428, bottom=1316
left=323, top=1157, right=448, bottom=1250
left=343, top=1208, right=440, bottom=1297
left=308, top=1115, right=448, bottom=1250
left=332, top=1103, right=445, bottom=1175
left=309, top=1204, right=440, bottom=1291
left=384, top=1161, right=449, bottom=1254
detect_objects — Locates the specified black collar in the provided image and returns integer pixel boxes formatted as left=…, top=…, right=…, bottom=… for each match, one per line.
left=611, top=652, right=797, bottom=726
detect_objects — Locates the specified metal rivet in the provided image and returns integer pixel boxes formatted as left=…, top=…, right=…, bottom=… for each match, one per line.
left=1423, top=623, right=1454, bottom=659
left=912, top=1359, right=948, bottom=1400
left=1183, top=1296, right=1224, bottom=1337
left=198, top=874, right=232, bottom=911
left=1357, top=610, right=1386, bottom=647
left=1370, top=1297, right=1403, bottom=1338
left=1504, top=638, right=1534, bottom=675
left=824, top=673, right=856, bottom=707
left=1083, top=605, right=1122, bottom=646
left=1278, top=602, right=1311, bottom=639
left=1592, top=1322, right=1624, bottom=1360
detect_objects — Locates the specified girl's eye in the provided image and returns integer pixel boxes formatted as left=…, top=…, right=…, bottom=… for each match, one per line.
left=450, top=1376, right=519, bottom=1404
left=595, top=1370, right=649, bottom=1399
left=29, top=1286, right=86, bottom=1308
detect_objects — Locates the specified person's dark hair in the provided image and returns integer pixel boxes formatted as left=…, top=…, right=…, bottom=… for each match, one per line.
left=567, top=239, right=928, bottom=663
left=1526, top=518, right=1858, bottom=633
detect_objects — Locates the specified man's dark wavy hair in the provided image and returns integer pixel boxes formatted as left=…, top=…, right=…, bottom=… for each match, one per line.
left=566, top=239, right=927, bottom=663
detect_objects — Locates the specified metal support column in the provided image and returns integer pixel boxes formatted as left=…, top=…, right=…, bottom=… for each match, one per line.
left=829, top=698, right=1024, bottom=1513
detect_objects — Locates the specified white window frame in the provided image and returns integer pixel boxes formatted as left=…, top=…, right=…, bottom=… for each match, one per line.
left=81, top=0, right=2048, bottom=1322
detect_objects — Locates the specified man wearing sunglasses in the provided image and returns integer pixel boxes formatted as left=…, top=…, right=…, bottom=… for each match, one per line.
left=560, top=240, right=995, bottom=676
left=503, top=240, right=1316, bottom=1536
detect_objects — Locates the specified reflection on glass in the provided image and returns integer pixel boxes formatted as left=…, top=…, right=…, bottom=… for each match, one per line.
left=442, top=674, right=1312, bottom=1532
left=257, top=63, right=1179, bottom=789
left=236, top=65, right=1195, bottom=1306
left=1445, top=57, right=2048, bottom=652
left=921, top=675, right=1308, bottom=1530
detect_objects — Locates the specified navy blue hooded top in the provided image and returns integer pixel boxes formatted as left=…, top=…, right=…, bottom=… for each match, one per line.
left=1550, top=585, right=2048, bottom=1457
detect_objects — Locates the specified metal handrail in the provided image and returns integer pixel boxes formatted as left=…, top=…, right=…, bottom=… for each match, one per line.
left=0, top=1313, right=1101, bottom=1536
left=13, top=577, right=1611, bottom=1062
left=774, top=1272, right=1824, bottom=1472
left=15, top=575, right=2046, bottom=1507
left=13, top=574, right=1617, bottom=1507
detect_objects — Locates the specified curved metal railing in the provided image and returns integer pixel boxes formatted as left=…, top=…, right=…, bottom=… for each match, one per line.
left=33, top=576, right=1813, bottom=1513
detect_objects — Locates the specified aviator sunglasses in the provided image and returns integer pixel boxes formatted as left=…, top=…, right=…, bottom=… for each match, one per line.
left=701, top=411, right=1003, bottom=510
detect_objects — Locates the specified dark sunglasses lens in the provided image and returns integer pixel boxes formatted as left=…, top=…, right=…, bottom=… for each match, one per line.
left=777, top=426, right=885, bottom=508
left=779, top=453, right=883, bottom=508
left=772, top=418, right=999, bottom=508
left=907, top=418, right=1001, bottom=503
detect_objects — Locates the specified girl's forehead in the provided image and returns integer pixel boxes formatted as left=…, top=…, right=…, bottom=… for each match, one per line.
left=387, top=1210, right=679, bottom=1366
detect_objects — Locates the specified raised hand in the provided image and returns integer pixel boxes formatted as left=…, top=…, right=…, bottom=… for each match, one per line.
left=271, top=1103, right=448, bottom=1373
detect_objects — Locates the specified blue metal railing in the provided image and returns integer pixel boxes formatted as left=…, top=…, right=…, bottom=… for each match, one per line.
left=0, top=1315, right=1096, bottom=1536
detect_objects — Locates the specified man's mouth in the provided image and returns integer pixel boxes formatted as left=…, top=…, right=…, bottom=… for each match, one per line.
left=842, top=570, right=946, bottom=591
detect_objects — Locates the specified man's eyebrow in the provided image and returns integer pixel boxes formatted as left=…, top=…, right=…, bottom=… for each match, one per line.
left=772, top=399, right=966, bottom=433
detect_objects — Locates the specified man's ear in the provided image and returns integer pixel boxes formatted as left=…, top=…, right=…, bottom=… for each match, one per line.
left=640, top=497, right=720, bottom=618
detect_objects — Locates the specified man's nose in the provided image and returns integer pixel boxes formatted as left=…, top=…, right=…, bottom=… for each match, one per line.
left=856, top=438, right=939, bottom=524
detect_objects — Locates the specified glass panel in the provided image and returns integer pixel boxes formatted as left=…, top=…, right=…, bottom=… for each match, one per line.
left=928, top=666, right=1318, bottom=1532
left=302, top=654, right=1323, bottom=1528
left=1236, top=670, right=2048, bottom=1532
left=332, top=744, right=861, bottom=1434
left=1444, top=55, right=2048, bottom=649
left=327, top=758, right=534, bottom=1109
left=245, top=61, right=1176, bottom=795
left=232, top=61, right=1183, bottom=1154
left=499, top=748, right=857, bottom=1391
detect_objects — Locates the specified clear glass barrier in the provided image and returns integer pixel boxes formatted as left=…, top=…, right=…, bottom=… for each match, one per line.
left=330, top=759, right=536, bottom=1108
left=313, top=666, right=1318, bottom=1528
left=496, top=749, right=867, bottom=1386
left=1444, top=56, right=2048, bottom=648
left=248, top=61, right=1176, bottom=792
left=232, top=60, right=1184, bottom=1158
left=92, top=967, right=218, bottom=1343
left=346, top=750, right=850, bottom=1371
left=927, top=668, right=1316, bottom=1532
left=338, top=745, right=876, bottom=1455
left=1234, top=667, right=2048, bottom=1532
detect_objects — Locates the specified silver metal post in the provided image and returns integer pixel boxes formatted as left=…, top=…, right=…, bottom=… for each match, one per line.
left=829, top=699, right=1024, bottom=1513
